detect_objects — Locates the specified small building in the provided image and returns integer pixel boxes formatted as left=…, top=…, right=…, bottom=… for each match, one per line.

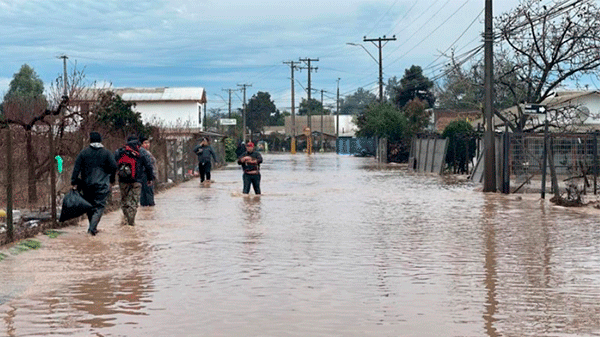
left=75, top=87, right=207, bottom=130
left=113, top=87, right=207, bottom=130
left=471, top=90, right=600, bottom=131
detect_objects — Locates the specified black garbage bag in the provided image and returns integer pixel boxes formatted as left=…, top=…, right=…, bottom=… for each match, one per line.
left=59, top=190, right=93, bottom=222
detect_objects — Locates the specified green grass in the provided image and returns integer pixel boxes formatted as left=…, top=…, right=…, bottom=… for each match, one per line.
left=9, top=239, right=41, bottom=255
left=44, top=229, right=63, bottom=238
left=0, top=253, right=6, bottom=262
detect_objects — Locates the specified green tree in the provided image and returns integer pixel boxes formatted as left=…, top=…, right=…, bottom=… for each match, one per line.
left=436, top=61, right=483, bottom=110
left=297, top=98, right=322, bottom=116
left=4, top=64, right=45, bottom=102
left=442, top=120, right=477, bottom=174
left=403, top=98, right=431, bottom=134
left=355, top=102, right=408, bottom=141
left=391, top=65, right=435, bottom=109
left=246, top=91, right=276, bottom=135
left=340, top=87, right=377, bottom=115
left=384, top=76, right=400, bottom=102
left=93, top=91, right=149, bottom=138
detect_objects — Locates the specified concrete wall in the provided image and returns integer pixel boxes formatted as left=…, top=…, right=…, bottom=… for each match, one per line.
left=135, top=101, right=204, bottom=129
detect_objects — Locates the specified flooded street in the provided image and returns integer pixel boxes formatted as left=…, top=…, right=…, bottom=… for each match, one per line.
left=2, top=153, right=600, bottom=336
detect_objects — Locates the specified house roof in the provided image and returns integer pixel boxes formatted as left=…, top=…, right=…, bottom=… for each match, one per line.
left=471, top=90, right=600, bottom=129
left=76, top=87, right=206, bottom=103
left=115, top=87, right=206, bottom=103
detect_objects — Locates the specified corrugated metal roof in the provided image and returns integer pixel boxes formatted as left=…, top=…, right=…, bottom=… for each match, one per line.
left=116, top=87, right=206, bottom=102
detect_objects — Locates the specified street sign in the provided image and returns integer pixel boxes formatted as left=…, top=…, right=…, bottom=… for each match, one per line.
left=220, top=118, right=237, bottom=125
left=523, top=104, right=547, bottom=114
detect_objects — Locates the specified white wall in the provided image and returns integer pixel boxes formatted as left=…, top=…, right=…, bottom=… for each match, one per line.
left=579, top=96, right=600, bottom=124
left=337, top=115, right=358, bottom=137
left=135, top=101, right=204, bottom=129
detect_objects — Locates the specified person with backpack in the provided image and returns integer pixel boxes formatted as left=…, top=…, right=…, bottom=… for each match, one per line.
left=193, top=137, right=218, bottom=184
left=114, top=135, right=154, bottom=226
left=70, top=131, right=118, bottom=236
left=237, top=141, right=263, bottom=195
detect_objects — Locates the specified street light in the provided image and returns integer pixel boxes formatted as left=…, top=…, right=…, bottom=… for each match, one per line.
left=347, top=36, right=396, bottom=101
left=346, top=42, right=379, bottom=65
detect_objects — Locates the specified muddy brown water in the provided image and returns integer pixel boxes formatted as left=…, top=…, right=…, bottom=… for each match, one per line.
left=1, top=153, right=600, bottom=336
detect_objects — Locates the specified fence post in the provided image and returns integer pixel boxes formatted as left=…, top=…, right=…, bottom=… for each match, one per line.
left=49, top=126, right=57, bottom=227
left=171, top=140, right=177, bottom=182
left=548, top=135, right=559, bottom=196
left=502, top=126, right=510, bottom=194
left=594, top=131, right=598, bottom=195
left=5, top=126, right=14, bottom=241
left=541, top=120, right=549, bottom=199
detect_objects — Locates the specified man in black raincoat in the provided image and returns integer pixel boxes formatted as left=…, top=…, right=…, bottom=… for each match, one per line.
left=71, top=132, right=118, bottom=236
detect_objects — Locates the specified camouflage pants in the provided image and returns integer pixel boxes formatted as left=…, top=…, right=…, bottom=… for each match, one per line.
left=120, top=182, right=141, bottom=226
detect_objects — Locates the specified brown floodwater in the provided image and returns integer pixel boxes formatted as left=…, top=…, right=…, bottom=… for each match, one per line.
left=1, top=153, right=600, bottom=336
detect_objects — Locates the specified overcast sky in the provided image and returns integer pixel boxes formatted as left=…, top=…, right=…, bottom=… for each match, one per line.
left=1, top=0, right=558, bottom=116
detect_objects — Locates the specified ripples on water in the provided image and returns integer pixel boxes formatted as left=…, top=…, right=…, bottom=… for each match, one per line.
left=1, top=153, right=600, bottom=336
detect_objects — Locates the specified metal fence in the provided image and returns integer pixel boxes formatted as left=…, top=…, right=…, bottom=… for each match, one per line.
left=508, top=132, right=600, bottom=194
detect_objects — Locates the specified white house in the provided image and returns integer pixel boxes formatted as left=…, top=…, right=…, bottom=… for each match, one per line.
left=113, top=87, right=207, bottom=129
left=472, top=90, right=600, bottom=131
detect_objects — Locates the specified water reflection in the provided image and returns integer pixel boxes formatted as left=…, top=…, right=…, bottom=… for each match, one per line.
left=482, top=196, right=498, bottom=337
left=2, top=153, right=600, bottom=336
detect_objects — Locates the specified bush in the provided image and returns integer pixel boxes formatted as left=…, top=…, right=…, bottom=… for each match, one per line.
left=442, top=120, right=477, bottom=174
left=225, top=138, right=237, bottom=162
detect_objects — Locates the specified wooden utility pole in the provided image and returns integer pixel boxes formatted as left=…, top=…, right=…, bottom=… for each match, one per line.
left=300, top=58, right=318, bottom=155
left=284, top=61, right=300, bottom=154
left=238, top=83, right=252, bottom=143
left=336, top=78, right=340, bottom=153
left=222, top=89, right=236, bottom=118
left=363, top=35, right=396, bottom=101
left=483, top=0, right=496, bottom=192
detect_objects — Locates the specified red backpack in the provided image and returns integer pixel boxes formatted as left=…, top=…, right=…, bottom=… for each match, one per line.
left=117, top=145, right=140, bottom=182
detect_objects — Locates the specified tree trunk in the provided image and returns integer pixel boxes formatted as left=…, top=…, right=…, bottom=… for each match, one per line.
left=27, top=129, right=37, bottom=205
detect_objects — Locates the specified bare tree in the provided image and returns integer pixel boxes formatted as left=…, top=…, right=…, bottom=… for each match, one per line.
left=494, top=0, right=600, bottom=132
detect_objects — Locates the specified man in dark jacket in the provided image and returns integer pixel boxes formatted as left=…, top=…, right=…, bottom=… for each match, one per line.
left=71, top=131, right=118, bottom=236
left=115, top=135, right=154, bottom=226
left=237, top=141, right=263, bottom=194
left=139, top=135, right=157, bottom=206
left=193, top=137, right=218, bottom=184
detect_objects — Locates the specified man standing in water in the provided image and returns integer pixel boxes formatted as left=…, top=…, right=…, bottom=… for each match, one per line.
left=237, top=141, right=263, bottom=195
left=71, top=131, right=117, bottom=236
left=193, top=137, right=218, bottom=184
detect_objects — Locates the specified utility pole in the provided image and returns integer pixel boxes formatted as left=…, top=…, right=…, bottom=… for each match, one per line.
left=300, top=57, right=318, bottom=155
left=222, top=88, right=238, bottom=118
left=320, top=89, right=326, bottom=151
left=60, top=55, right=68, bottom=98
left=336, top=78, right=340, bottom=153
left=483, top=0, right=496, bottom=192
left=363, top=35, right=396, bottom=101
left=51, top=54, right=69, bottom=226
left=238, top=83, right=252, bottom=143
left=284, top=61, right=300, bottom=154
